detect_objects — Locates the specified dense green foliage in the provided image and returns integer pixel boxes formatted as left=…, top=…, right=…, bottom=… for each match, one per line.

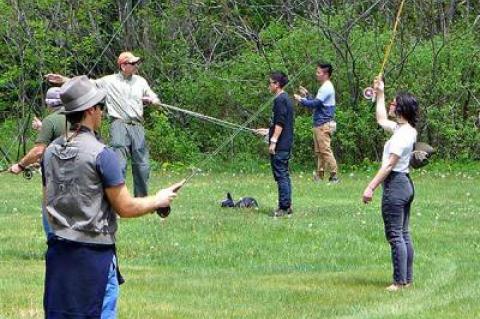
left=1, top=167, right=480, bottom=317
left=0, top=1, right=479, bottom=167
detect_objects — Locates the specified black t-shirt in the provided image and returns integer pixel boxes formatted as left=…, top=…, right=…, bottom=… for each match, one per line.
left=269, top=92, right=294, bottom=151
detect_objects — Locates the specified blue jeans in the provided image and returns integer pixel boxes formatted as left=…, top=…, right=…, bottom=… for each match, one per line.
left=270, top=150, right=292, bottom=209
left=101, top=256, right=119, bottom=319
left=42, top=203, right=54, bottom=241
left=381, top=172, right=415, bottom=285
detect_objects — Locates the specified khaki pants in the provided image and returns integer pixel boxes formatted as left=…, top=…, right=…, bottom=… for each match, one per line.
left=313, top=122, right=338, bottom=175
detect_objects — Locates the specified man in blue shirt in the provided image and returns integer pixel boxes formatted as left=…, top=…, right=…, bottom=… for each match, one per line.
left=256, top=71, right=295, bottom=217
left=294, top=62, right=339, bottom=183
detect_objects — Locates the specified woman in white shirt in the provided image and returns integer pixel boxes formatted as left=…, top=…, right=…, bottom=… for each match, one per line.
left=362, top=77, right=419, bottom=291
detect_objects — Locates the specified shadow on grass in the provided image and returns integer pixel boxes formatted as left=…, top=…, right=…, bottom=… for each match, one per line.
left=215, top=207, right=271, bottom=216
left=17, top=251, right=45, bottom=261
left=335, top=274, right=387, bottom=288
left=257, top=207, right=274, bottom=216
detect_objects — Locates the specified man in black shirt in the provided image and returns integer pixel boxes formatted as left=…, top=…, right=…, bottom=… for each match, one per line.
left=256, top=71, right=295, bottom=217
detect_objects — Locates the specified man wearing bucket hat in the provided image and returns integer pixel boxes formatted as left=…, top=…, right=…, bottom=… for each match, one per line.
left=42, top=75, right=183, bottom=318
left=9, top=86, right=69, bottom=239
left=46, top=51, right=160, bottom=198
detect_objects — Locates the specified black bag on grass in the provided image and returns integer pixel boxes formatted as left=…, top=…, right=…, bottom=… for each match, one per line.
left=220, top=192, right=259, bottom=209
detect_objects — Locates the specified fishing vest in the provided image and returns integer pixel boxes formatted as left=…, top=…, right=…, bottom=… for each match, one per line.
left=43, top=129, right=117, bottom=245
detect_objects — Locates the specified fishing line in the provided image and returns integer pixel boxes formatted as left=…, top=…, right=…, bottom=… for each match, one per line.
left=157, top=102, right=256, bottom=133
left=0, top=3, right=58, bottom=165
left=174, top=62, right=312, bottom=189
left=87, top=1, right=143, bottom=76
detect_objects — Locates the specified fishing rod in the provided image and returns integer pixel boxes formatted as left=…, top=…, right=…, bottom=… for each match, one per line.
left=154, top=101, right=267, bottom=216
left=153, top=101, right=259, bottom=218
left=363, top=0, right=406, bottom=101
left=156, top=102, right=257, bottom=133
left=0, top=146, right=35, bottom=180
left=156, top=63, right=312, bottom=218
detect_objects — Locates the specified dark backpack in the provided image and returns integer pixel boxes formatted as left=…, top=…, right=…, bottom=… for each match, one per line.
left=220, top=192, right=235, bottom=207
left=220, top=192, right=259, bottom=209
left=234, top=197, right=259, bottom=208
left=410, top=142, right=435, bottom=169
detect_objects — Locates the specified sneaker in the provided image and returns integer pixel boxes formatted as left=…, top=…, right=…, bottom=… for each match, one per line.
left=328, top=175, right=340, bottom=184
left=385, top=284, right=403, bottom=292
left=270, top=208, right=291, bottom=218
left=386, top=283, right=410, bottom=292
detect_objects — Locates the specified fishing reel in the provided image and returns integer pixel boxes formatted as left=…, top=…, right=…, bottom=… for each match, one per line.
left=364, top=72, right=385, bottom=102
left=363, top=87, right=376, bottom=102
left=23, top=167, right=34, bottom=180
left=156, top=206, right=171, bottom=218
left=155, top=178, right=188, bottom=219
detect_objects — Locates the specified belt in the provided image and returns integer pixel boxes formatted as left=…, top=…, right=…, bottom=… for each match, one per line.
left=50, top=236, right=115, bottom=249
left=390, top=171, right=409, bottom=177
left=111, top=118, right=142, bottom=125
left=385, top=171, right=411, bottom=182
left=315, top=120, right=335, bottom=127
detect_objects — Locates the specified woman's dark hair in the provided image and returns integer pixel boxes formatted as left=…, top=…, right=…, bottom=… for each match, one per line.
left=395, top=91, right=419, bottom=127
left=270, top=71, right=289, bottom=88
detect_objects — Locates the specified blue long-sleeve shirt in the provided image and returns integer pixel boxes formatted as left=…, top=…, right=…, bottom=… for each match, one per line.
left=299, top=80, right=336, bottom=127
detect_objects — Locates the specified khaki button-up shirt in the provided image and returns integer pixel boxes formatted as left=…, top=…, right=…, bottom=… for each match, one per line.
left=94, top=73, right=159, bottom=122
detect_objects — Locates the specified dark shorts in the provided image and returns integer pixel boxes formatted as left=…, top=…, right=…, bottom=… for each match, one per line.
left=44, top=237, right=116, bottom=319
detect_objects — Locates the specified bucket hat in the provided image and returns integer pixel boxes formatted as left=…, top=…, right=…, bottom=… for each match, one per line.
left=59, top=75, right=106, bottom=114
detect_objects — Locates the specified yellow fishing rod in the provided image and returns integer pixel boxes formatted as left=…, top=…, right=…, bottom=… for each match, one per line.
left=363, top=0, right=406, bottom=101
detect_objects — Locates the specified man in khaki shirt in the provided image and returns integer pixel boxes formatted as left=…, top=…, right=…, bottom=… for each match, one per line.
left=47, top=52, right=159, bottom=197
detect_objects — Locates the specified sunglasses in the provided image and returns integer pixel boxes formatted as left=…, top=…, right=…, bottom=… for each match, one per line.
left=124, top=61, right=139, bottom=66
left=96, top=103, right=105, bottom=111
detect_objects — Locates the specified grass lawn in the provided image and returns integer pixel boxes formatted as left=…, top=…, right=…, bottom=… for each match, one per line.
left=0, top=165, right=479, bottom=318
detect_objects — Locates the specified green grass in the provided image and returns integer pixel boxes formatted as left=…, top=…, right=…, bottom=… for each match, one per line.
left=0, top=165, right=479, bottom=318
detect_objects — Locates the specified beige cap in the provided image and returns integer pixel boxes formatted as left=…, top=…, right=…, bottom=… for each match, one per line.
left=117, top=51, right=141, bottom=65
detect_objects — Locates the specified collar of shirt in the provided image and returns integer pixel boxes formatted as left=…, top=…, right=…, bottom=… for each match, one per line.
left=116, top=72, right=134, bottom=82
